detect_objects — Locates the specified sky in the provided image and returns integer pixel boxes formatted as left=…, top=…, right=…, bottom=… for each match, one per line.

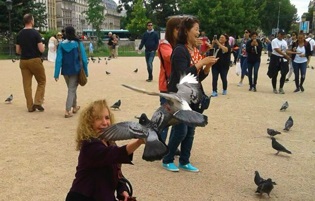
left=113, top=0, right=310, bottom=21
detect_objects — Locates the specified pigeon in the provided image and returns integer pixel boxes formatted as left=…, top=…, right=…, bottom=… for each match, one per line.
left=91, top=57, right=96, bottom=63
left=271, top=137, right=292, bottom=155
left=106, top=61, right=108, bottom=65
left=111, top=100, right=121, bottom=110
left=256, top=178, right=276, bottom=197
left=5, top=94, right=13, bottom=103
left=98, top=121, right=149, bottom=141
left=122, top=73, right=207, bottom=127
left=106, top=71, right=111, bottom=75
left=134, top=68, right=138, bottom=73
left=135, top=113, right=168, bottom=161
left=280, top=101, right=289, bottom=111
left=98, top=57, right=101, bottom=63
left=12, top=59, right=16, bottom=63
left=267, top=128, right=281, bottom=137
left=254, top=171, right=276, bottom=186
left=283, top=116, right=293, bottom=131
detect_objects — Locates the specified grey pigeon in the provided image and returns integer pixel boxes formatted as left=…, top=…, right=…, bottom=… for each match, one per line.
left=256, top=178, right=276, bottom=197
left=135, top=113, right=168, bottom=161
left=134, top=68, right=138, bottom=73
left=106, top=61, right=108, bottom=65
left=91, top=57, right=96, bottom=63
left=5, top=94, right=13, bottom=103
left=122, top=73, right=207, bottom=127
left=111, top=100, right=121, bottom=110
left=106, top=71, right=111, bottom=75
left=98, top=121, right=148, bottom=141
left=254, top=171, right=277, bottom=186
left=283, top=116, right=293, bottom=131
left=271, top=137, right=292, bottom=155
left=267, top=128, right=281, bottom=137
left=280, top=101, right=289, bottom=111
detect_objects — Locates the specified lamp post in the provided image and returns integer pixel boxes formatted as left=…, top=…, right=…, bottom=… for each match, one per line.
left=6, top=0, right=13, bottom=57
left=276, top=2, right=281, bottom=33
left=301, top=14, right=307, bottom=33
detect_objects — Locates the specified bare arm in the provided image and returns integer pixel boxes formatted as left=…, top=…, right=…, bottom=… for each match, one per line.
left=16, top=44, right=21, bottom=55
left=126, top=139, right=145, bottom=155
left=38, top=42, right=45, bottom=53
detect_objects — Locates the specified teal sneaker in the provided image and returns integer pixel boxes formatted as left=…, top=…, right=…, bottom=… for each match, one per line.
left=222, top=90, right=227, bottom=95
left=162, top=163, right=179, bottom=172
left=178, top=163, right=199, bottom=172
left=211, top=91, right=218, bottom=97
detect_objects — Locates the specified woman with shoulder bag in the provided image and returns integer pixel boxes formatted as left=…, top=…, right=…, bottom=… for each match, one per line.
left=54, top=26, right=88, bottom=118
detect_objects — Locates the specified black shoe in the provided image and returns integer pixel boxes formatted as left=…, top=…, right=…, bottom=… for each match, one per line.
left=175, top=149, right=181, bottom=156
left=33, top=104, right=45, bottom=111
left=300, top=86, right=304, bottom=92
left=285, top=78, right=289, bottom=82
left=253, top=87, right=257, bottom=92
left=28, top=108, right=36, bottom=112
left=146, top=79, right=152, bottom=82
left=249, top=87, right=252, bottom=91
left=293, top=88, right=300, bottom=93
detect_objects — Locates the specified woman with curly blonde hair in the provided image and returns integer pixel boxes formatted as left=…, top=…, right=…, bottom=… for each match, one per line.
left=66, top=99, right=144, bottom=201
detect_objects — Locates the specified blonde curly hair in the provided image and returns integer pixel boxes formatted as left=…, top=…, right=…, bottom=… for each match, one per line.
left=75, top=99, right=115, bottom=150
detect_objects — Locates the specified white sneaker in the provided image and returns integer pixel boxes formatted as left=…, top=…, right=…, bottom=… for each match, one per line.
left=237, top=82, right=243, bottom=87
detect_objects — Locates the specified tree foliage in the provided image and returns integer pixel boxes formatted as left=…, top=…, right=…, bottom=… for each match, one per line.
left=84, top=0, right=105, bottom=46
left=125, top=0, right=149, bottom=38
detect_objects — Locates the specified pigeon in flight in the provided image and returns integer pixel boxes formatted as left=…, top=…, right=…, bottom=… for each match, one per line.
left=255, top=178, right=276, bottom=197
left=254, top=171, right=276, bottom=186
left=271, top=137, right=292, bottom=155
left=122, top=73, right=207, bottom=127
left=5, top=94, right=13, bottom=103
left=134, top=68, right=138, bottom=73
left=283, top=116, right=293, bottom=131
left=135, top=113, right=168, bottom=161
left=111, top=100, right=121, bottom=110
left=106, top=71, right=111, bottom=75
left=267, top=128, right=281, bottom=137
left=280, top=101, right=289, bottom=111
left=98, top=121, right=149, bottom=141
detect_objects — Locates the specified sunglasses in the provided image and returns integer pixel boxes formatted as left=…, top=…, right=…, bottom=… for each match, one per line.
left=147, top=24, right=153, bottom=26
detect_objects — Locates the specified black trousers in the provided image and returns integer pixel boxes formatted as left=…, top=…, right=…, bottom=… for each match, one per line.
left=211, top=66, right=229, bottom=92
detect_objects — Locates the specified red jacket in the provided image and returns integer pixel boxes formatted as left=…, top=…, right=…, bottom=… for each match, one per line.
left=158, top=39, right=173, bottom=92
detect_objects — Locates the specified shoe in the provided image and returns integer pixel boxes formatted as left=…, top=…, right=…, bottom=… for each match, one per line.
left=279, top=88, right=285, bottom=94
left=175, top=149, right=181, bottom=156
left=211, top=91, right=218, bottom=97
left=72, top=106, right=80, bottom=113
left=28, top=108, right=36, bottom=112
left=273, top=89, right=278, bottom=94
left=253, top=87, right=257, bottom=92
left=249, top=87, right=252, bottom=91
left=65, top=113, right=73, bottom=118
left=293, top=88, right=300, bottom=93
left=162, top=163, right=179, bottom=172
left=237, top=82, right=243, bottom=87
left=285, top=78, right=289, bottom=82
left=178, top=163, right=199, bottom=172
left=146, top=79, right=152, bottom=82
left=222, top=90, right=227, bottom=95
left=300, top=86, right=304, bottom=92
left=33, top=104, right=44, bottom=111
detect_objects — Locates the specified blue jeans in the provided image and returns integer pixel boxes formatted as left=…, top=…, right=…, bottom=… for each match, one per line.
left=163, top=123, right=196, bottom=165
left=247, top=60, right=261, bottom=87
left=292, top=61, right=307, bottom=88
left=159, top=96, right=168, bottom=143
left=145, top=51, right=156, bottom=80
left=240, top=56, right=248, bottom=79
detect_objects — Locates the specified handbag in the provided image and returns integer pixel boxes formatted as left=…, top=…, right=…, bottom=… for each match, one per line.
left=77, top=42, right=87, bottom=86
left=117, top=177, right=137, bottom=201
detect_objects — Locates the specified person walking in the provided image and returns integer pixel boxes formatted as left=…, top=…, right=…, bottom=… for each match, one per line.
left=138, top=21, right=159, bottom=82
left=54, top=26, right=88, bottom=118
left=286, top=32, right=297, bottom=82
left=267, top=30, right=291, bottom=94
left=47, top=34, right=58, bottom=62
left=15, top=13, right=46, bottom=112
left=246, top=31, right=263, bottom=92
left=237, top=29, right=250, bottom=86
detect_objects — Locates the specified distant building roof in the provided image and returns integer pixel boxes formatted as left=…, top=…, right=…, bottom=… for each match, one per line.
left=103, top=0, right=117, bottom=10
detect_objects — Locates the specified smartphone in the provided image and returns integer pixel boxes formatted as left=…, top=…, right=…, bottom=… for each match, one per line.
left=213, top=35, right=217, bottom=40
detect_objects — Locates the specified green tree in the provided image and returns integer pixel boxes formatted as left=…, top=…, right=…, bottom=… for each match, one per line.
left=126, top=0, right=149, bottom=39
left=84, top=0, right=105, bottom=46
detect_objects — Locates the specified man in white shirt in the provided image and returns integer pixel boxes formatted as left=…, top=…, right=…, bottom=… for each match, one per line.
left=305, top=33, right=315, bottom=68
left=267, top=30, right=291, bottom=94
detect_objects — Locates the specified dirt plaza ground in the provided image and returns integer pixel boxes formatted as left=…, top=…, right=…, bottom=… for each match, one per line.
left=0, top=54, right=315, bottom=201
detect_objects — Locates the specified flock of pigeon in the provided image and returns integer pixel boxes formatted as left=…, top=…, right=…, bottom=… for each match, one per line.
left=255, top=100, right=294, bottom=197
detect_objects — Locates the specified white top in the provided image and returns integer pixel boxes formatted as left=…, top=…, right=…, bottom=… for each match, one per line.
left=271, top=38, right=288, bottom=57
left=294, top=45, right=308, bottom=63
left=306, top=38, right=315, bottom=51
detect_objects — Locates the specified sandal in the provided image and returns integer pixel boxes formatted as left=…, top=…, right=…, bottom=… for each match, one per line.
left=64, top=111, right=73, bottom=118
left=72, top=106, right=81, bottom=114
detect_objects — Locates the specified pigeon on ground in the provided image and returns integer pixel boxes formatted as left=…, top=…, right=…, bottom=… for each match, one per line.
left=271, top=137, right=292, bottom=155
left=106, top=71, right=111, bottom=75
left=255, top=178, right=276, bottom=197
left=122, top=73, right=208, bottom=127
left=91, top=57, right=96, bottom=63
left=98, top=121, right=149, bottom=141
left=267, top=128, right=281, bottom=137
left=280, top=101, right=289, bottom=111
left=111, top=100, right=121, bottom=110
left=134, top=68, right=138, bottom=73
left=283, top=116, right=293, bottom=131
left=135, top=113, right=168, bottom=161
left=5, top=94, right=13, bottom=103
left=106, top=61, right=108, bottom=65
left=12, top=59, right=16, bottom=63
left=254, top=171, right=276, bottom=186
